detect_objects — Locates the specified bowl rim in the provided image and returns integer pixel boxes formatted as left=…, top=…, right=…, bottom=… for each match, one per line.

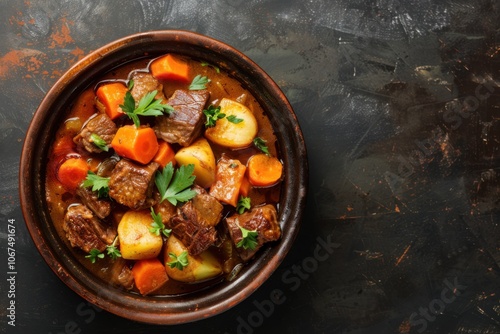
left=19, top=29, right=308, bottom=324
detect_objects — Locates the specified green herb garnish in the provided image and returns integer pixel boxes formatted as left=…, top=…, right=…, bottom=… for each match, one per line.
left=120, top=90, right=173, bottom=128
left=155, top=162, right=197, bottom=206
left=203, top=105, right=226, bottom=128
left=236, top=226, right=258, bottom=250
left=85, top=237, right=121, bottom=263
left=127, top=79, right=134, bottom=90
left=85, top=249, right=105, bottom=263
left=226, top=115, right=244, bottom=124
left=90, top=133, right=109, bottom=152
left=200, top=61, right=220, bottom=73
left=149, top=207, right=172, bottom=237
left=253, top=137, right=270, bottom=156
left=106, top=236, right=121, bottom=260
left=167, top=251, right=189, bottom=270
left=82, top=171, right=110, bottom=198
left=189, top=74, right=210, bottom=90
left=236, top=196, right=251, bottom=214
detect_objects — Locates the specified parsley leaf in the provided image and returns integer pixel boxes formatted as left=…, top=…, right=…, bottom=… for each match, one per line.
left=236, top=226, right=258, bottom=250
left=253, top=137, right=270, bottom=156
left=200, top=61, right=220, bottom=73
left=82, top=171, right=110, bottom=198
left=236, top=196, right=251, bottom=214
left=85, top=249, right=105, bottom=263
left=189, top=74, right=210, bottom=90
left=106, top=237, right=121, bottom=260
left=149, top=207, right=172, bottom=237
left=90, top=133, right=109, bottom=152
left=203, top=105, right=225, bottom=128
left=167, top=251, right=189, bottom=270
left=226, top=115, right=244, bottom=124
left=85, top=237, right=121, bottom=263
left=155, top=162, right=197, bottom=206
left=120, top=90, right=173, bottom=128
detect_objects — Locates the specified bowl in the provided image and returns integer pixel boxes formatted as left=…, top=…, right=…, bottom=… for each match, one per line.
left=19, top=30, right=308, bottom=324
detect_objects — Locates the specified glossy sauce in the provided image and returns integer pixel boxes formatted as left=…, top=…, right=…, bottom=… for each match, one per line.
left=45, top=55, right=281, bottom=295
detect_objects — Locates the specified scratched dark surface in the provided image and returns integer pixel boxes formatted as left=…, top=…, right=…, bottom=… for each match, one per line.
left=1, top=0, right=500, bottom=333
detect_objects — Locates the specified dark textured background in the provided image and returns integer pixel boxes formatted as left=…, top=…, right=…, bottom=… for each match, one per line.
left=1, top=1, right=500, bottom=333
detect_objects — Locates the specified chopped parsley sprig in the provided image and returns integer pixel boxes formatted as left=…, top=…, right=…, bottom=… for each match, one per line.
left=85, top=236, right=121, bottom=263
left=189, top=75, right=210, bottom=90
left=167, top=251, right=189, bottom=270
left=120, top=89, right=174, bottom=128
left=82, top=171, right=110, bottom=198
left=149, top=207, right=172, bottom=237
left=90, top=133, right=109, bottom=152
left=227, top=115, right=244, bottom=124
left=253, top=137, right=270, bottom=156
left=203, top=105, right=225, bottom=127
left=236, top=196, right=251, bottom=214
left=203, top=105, right=244, bottom=128
left=155, top=162, right=197, bottom=206
left=236, top=226, right=258, bottom=250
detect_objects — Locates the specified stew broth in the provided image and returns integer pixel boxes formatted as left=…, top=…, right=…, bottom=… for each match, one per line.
left=45, top=55, right=282, bottom=295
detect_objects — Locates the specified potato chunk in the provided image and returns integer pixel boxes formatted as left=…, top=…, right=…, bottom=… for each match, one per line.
left=174, top=137, right=216, bottom=188
left=118, top=210, right=163, bottom=260
left=164, top=235, right=222, bottom=283
left=205, top=98, right=258, bottom=149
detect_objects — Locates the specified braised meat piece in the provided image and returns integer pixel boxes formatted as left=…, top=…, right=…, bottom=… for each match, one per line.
left=129, top=72, right=167, bottom=103
left=168, top=187, right=223, bottom=255
left=225, top=204, right=281, bottom=261
left=108, top=159, right=159, bottom=210
left=192, top=185, right=223, bottom=227
left=109, top=258, right=134, bottom=290
left=76, top=185, right=111, bottom=219
left=154, top=89, right=209, bottom=146
left=63, top=204, right=116, bottom=253
left=73, top=113, right=117, bottom=153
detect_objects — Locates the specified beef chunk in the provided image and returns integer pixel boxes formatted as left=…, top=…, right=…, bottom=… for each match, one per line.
left=63, top=204, right=116, bottom=253
left=192, top=185, right=223, bottom=227
left=152, top=193, right=177, bottom=225
left=225, top=204, right=281, bottom=261
left=130, top=72, right=167, bottom=103
left=108, top=159, right=159, bottom=210
left=76, top=185, right=111, bottom=219
left=109, top=259, right=134, bottom=290
left=168, top=189, right=222, bottom=255
left=154, top=89, right=209, bottom=146
left=73, top=113, right=117, bottom=153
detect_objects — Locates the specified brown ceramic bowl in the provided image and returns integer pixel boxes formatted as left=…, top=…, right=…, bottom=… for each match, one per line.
left=19, top=30, right=307, bottom=324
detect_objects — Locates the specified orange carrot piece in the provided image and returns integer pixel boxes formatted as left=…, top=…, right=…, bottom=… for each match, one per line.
left=150, top=54, right=190, bottom=83
left=247, top=154, right=283, bottom=187
left=131, top=258, right=169, bottom=295
left=209, top=156, right=246, bottom=207
left=239, top=175, right=252, bottom=197
left=57, top=157, right=89, bottom=190
left=96, top=82, right=128, bottom=120
left=153, top=140, right=176, bottom=168
left=111, top=125, right=159, bottom=164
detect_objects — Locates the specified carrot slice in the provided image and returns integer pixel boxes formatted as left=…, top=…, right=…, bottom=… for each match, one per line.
left=150, top=54, right=190, bottom=83
left=209, top=155, right=246, bottom=207
left=111, top=125, right=159, bottom=164
left=57, top=157, right=89, bottom=190
left=96, top=82, right=128, bottom=120
left=153, top=140, right=176, bottom=168
left=131, top=258, right=169, bottom=295
left=247, top=154, right=283, bottom=187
